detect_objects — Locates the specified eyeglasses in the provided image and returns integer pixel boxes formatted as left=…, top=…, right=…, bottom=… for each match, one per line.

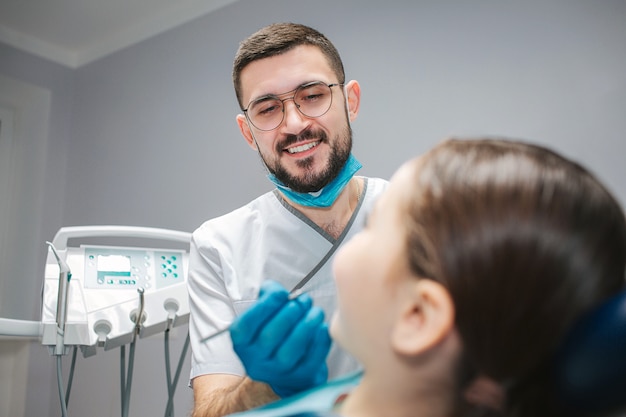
left=243, top=81, right=343, bottom=131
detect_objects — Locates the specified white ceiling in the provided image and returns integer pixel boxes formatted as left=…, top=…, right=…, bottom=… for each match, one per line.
left=0, top=0, right=239, bottom=68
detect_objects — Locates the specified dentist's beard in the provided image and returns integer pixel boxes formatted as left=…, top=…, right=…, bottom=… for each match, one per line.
left=262, top=125, right=352, bottom=193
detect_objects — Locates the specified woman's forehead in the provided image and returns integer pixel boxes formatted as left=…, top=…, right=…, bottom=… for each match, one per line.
left=375, top=160, right=419, bottom=219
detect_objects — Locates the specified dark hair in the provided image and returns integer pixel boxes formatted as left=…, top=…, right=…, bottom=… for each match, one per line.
left=404, top=138, right=626, bottom=416
left=232, top=22, right=346, bottom=109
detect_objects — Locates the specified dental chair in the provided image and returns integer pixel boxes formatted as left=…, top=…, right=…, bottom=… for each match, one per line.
left=554, top=289, right=626, bottom=416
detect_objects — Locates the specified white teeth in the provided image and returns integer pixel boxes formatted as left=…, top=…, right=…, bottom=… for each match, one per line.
left=287, top=141, right=318, bottom=154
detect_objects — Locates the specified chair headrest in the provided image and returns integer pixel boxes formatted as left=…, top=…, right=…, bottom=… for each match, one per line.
left=554, top=289, right=626, bottom=414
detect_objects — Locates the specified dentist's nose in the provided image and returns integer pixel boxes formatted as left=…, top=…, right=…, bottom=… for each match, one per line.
left=280, top=99, right=309, bottom=133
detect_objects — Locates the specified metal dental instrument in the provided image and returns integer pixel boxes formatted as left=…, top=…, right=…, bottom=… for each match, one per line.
left=200, top=287, right=307, bottom=343
left=46, top=241, right=72, bottom=356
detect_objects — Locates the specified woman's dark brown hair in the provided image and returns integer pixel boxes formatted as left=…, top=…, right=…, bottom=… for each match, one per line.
left=405, top=138, right=626, bottom=416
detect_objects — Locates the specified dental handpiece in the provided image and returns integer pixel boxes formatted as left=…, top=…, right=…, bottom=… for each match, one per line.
left=46, top=241, right=72, bottom=355
left=200, top=288, right=306, bottom=343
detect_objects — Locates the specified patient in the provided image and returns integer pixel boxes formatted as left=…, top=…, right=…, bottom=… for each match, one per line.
left=230, top=138, right=626, bottom=417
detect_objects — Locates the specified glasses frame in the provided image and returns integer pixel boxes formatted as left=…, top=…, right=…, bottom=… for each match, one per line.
left=243, top=81, right=344, bottom=131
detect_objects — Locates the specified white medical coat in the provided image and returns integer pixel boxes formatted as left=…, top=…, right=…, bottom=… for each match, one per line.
left=188, top=177, right=388, bottom=383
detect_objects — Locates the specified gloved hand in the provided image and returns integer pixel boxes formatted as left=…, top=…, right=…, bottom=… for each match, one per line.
left=230, top=280, right=331, bottom=397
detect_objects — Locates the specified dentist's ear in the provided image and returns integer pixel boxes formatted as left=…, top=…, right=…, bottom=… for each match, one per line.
left=391, top=279, right=455, bottom=356
left=236, top=113, right=257, bottom=150
left=343, top=80, right=361, bottom=122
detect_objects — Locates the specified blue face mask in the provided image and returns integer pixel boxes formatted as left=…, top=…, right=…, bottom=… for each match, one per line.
left=267, top=154, right=362, bottom=208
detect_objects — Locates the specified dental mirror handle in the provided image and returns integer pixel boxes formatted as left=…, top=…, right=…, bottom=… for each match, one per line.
left=200, top=288, right=306, bottom=343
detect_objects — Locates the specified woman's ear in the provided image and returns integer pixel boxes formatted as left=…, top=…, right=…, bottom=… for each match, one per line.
left=344, top=80, right=361, bottom=122
left=391, top=279, right=455, bottom=356
left=236, top=113, right=257, bottom=150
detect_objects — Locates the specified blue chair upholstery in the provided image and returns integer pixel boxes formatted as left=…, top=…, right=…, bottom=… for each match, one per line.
left=554, top=290, right=626, bottom=415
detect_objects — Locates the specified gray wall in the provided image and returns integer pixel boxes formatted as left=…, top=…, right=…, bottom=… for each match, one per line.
left=1, top=0, right=625, bottom=416
left=0, top=41, right=74, bottom=320
left=0, top=40, right=75, bottom=417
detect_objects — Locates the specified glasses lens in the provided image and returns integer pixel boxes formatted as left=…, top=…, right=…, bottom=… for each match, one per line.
left=248, top=97, right=284, bottom=131
left=294, top=82, right=333, bottom=118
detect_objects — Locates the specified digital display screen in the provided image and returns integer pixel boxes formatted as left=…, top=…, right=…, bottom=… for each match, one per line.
left=97, top=254, right=131, bottom=272
left=96, top=254, right=134, bottom=285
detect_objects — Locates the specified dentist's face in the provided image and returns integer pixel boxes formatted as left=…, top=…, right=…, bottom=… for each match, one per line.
left=236, top=45, right=355, bottom=193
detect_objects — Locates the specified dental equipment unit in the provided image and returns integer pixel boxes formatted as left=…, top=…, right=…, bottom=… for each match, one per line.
left=0, top=225, right=192, bottom=417
left=40, top=225, right=190, bottom=356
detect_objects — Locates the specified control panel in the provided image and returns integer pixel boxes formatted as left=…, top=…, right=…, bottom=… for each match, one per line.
left=84, top=246, right=184, bottom=290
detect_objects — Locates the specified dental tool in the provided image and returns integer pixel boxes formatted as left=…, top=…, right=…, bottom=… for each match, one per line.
left=47, top=241, right=72, bottom=356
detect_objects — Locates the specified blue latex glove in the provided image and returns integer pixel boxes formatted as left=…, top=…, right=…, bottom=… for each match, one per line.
left=230, top=280, right=332, bottom=397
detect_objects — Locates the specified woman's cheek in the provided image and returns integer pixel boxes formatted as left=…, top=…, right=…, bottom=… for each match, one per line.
left=333, top=234, right=365, bottom=283
left=329, top=311, right=342, bottom=343
left=331, top=252, right=356, bottom=346
left=329, top=297, right=356, bottom=354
